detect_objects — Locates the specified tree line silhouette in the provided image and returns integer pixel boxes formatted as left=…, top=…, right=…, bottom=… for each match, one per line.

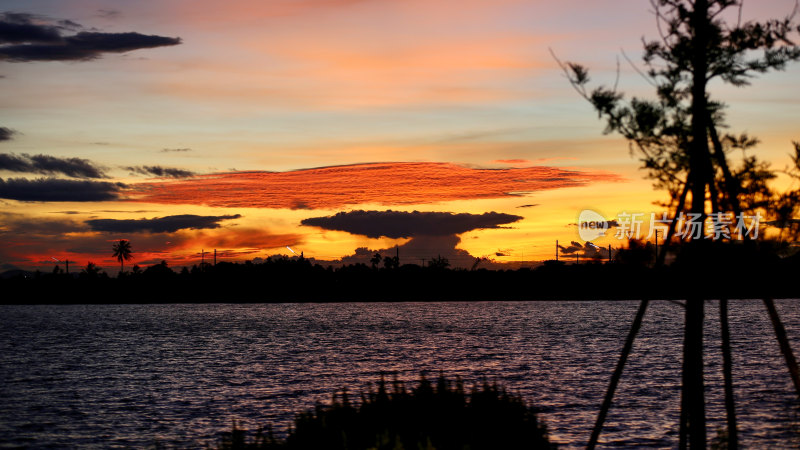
left=3, top=238, right=798, bottom=303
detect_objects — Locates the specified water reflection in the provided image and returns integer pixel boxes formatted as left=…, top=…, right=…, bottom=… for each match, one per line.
left=0, top=301, right=798, bottom=448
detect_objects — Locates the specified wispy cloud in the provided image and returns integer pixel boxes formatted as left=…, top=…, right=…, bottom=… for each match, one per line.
left=125, top=165, right=195, bottom=178
left=494, top=159, right=529, bottom=164
left=160, top=148, right=192, bottom=153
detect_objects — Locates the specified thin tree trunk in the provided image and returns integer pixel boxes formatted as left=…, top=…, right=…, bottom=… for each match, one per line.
left=683, top=1, right=711, bottom=446
left=657, top=179, right=691, bottom=266
left=683, top=297, right=707, bottom=448
left=708, top=118, right=743, bottom=216
left=587, top=300, right=649, bottom=449
left=763, top=299, right=800, bottom=398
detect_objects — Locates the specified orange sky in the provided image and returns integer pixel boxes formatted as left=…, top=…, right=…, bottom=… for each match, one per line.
left=1, top=0, right=798, bottom=271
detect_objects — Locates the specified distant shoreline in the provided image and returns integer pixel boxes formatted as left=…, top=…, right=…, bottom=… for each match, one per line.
left=3, top=254, right=798, bottom=303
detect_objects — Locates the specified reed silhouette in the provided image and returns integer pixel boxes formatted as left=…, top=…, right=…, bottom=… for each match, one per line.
left=215, top=374, right=554, bottom=450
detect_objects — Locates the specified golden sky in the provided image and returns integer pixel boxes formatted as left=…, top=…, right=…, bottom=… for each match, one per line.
left=1, top=0, right=798, bottom=271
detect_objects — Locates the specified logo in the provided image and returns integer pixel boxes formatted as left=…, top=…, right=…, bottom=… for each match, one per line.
left=578, top=209, right=610, bottom=242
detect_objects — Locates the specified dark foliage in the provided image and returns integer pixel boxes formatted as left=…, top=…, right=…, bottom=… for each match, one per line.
left=555, top=0, right=800, bottom=243
left=2, top=243, right=798, bottom=303
left=216, top=374, right=554, bottom=450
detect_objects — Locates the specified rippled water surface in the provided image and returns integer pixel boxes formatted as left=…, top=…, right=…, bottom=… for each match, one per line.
left=2, top=301, right=800, bottom=448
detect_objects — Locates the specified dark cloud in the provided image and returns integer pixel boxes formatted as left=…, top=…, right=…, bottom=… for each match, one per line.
left=516, top=204, right=539, bottom=208
left=323, top=234, right=515, bottom=270
left=558, top=240, right=606, bottom=260
left=0, top=177, right=125, bottom=201
left=301, top=210, right=523, bottom=239
left=558, top=241, right=584, bottom=255
left=160, top=147, right=192, bottom=153
left=57, top=20, right=82, bottom=31
left=125, top=165, right=195, bottom=178
left=0, top=153, right=107, bottom=178
left=0, top=12, right=181, bottom=62
left=0, top=13, right=61, bottom=44
left=85, top=214, right=242, bottom=233
left=336, top=235, right=477, bottom=268
left=0, top=127, right=17, bottom=142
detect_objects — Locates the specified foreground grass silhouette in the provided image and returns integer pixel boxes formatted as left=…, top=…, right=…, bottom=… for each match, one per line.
left=216, top=374, right=555, bottom=449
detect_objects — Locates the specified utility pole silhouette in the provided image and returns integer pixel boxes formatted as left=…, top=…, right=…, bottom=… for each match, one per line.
left=214, top=249, right=217, bottom=266
left=555, top=240, right=559, bottom=261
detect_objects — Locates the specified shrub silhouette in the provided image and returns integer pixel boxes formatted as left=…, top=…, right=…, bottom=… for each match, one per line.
left=217, top=374, right=554, bottom=450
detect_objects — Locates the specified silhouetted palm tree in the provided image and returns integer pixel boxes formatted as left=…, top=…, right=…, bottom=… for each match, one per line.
left=112, top=239, right=133, bottom=273
left=370, top=252, right=382, bottom=269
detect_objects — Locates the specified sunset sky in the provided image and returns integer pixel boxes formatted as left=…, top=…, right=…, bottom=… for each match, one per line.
left=1, top=0, right=798, bottom=271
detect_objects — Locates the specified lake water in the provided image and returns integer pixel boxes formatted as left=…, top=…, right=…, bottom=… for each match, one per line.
left=1, top=301, right=799, bottom=448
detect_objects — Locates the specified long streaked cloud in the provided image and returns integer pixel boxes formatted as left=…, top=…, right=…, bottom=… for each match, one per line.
left=133, top=162, right=622, bottom=209
left=160, top=148, right=192, bottom=153
left=86, top=214, right=242, bottom=233
left=0, top=153, right=107, bottom=178
left=0, top=177, right=125, bottom=202
left=301, top=210, right=522, bottom=238
left=124, top=165, right=195, bottom=179
left=0, top=12, right=181, bottom=62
